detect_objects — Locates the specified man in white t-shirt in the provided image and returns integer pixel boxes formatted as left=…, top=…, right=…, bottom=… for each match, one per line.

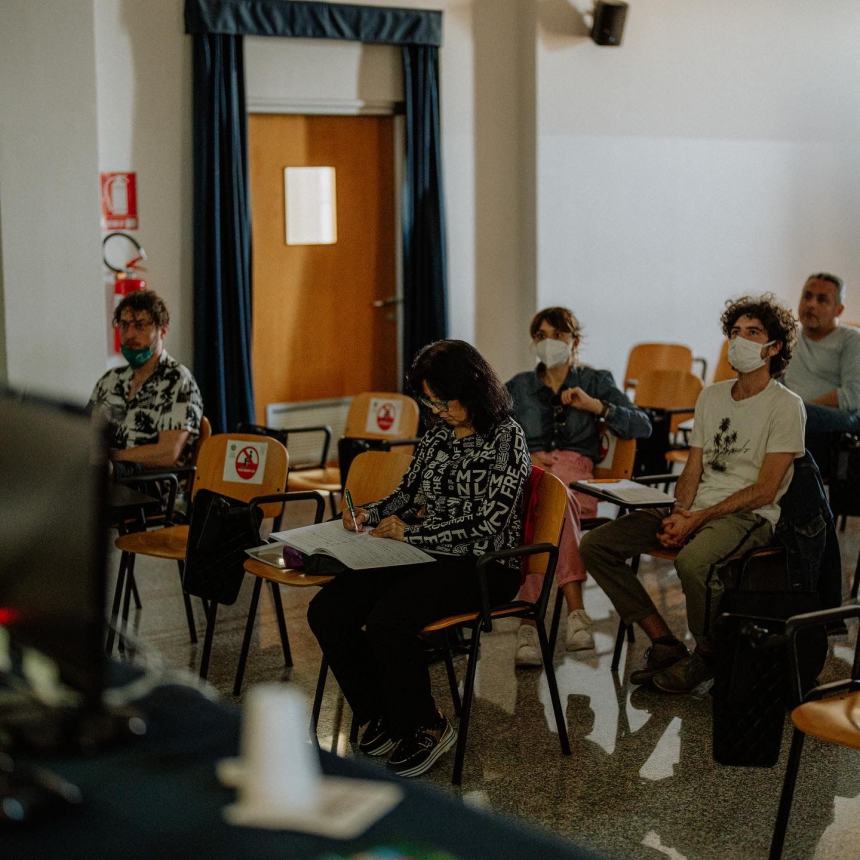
left=783, top=272, right=860, bottom=471
left=581, top=295, right=805, bottom=693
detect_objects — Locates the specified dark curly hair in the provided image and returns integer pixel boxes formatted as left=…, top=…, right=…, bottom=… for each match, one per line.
left=407, top=340, right=512, bottom=436
left=113, top=289, right=170, bottom=328
left=720, top=293, right=797, bottom=377
left=528, top=306, right=583, bottom=342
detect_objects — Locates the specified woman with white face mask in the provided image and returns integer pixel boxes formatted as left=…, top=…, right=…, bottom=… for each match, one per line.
left=506, top=307, right=652, bottom=666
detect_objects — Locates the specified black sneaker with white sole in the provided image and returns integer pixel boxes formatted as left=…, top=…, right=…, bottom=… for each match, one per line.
left=358, top=716, right=397, bottom=756
left=386, top=713, right=457, bottom=778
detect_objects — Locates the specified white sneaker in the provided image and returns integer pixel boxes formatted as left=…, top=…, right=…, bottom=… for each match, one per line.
left=515, top=624, right=542, bottom=668
left=566, top=610, right=595, bottom=651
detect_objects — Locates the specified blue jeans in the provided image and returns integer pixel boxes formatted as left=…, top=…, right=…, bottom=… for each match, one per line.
left=804, top=404, right=860, bottom=475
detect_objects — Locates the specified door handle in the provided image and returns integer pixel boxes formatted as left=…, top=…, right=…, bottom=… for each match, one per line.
left=371, top=296, right=402, bottom=308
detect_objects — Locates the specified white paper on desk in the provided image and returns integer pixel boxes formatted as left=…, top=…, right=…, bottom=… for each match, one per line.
left=270, top=519, right=435, bottom=569
left=578, top=479, right=675, bottom=505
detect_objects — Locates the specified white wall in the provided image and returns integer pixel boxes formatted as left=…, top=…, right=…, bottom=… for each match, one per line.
left=3, top=0, right=858, bottom=400
left=94, top=0, right=193, bottom=369
left=0, top=0, right=104, bottom=402
left=535, top=0, right=860, bottom=382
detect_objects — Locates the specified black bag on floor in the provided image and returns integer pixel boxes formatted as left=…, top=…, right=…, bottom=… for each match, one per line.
left=829, top=431, right=860, bottom=518
left=182, top=490, right=262, bottom=605
left=711, top=552, right=827, bottom=768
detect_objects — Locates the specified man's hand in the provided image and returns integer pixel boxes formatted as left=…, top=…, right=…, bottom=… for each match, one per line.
left=657, top=508, right=703, bottom=548
left=342, top=507, right=369, bottom=532
left=560, top=386, right=603, bottom=415
left=370, top=515, right=407, bottom=541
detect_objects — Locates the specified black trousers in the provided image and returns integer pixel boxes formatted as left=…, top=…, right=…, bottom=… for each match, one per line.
left=307, top=555, right=520, bottom=737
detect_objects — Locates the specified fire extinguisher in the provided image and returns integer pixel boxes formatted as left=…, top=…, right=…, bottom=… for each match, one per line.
left=103, top=231, right=147, bottom=354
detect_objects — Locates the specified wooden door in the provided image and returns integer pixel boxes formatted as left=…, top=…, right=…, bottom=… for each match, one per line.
left=249, top=114, right=397, bottom=422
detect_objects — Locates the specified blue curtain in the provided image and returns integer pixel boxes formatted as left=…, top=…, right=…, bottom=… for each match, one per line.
left=186, top=1, right=447, bottom=409
left=401, top=44, right=448, bottom=365
left=191, top=33, right=255, bottom=433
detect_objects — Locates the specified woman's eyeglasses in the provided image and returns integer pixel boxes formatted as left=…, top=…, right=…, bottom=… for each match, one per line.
left=419, top=396, right=449, bottom=412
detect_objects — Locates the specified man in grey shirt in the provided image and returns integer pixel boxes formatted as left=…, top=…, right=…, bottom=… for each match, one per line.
left=783, top=272, right=860, bottom=469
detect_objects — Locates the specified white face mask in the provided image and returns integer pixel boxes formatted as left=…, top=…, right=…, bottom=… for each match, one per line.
left=534, top=337, right=572, bottom=368
left=728, top=336, right=775, bottom=374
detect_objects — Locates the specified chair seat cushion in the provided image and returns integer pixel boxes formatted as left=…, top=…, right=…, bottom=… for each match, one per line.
left=792, top=691, right=860, bottom=749
left=115, top=525, right=190, bottom=560
left=243, top=559, right=335, bottom=588
left=287, top=467, right=341, bottom=492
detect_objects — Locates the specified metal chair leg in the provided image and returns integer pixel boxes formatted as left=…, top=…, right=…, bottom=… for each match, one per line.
left=270, top=582, right=293, bottom=667
left=536, top=619, right=571, bottom=756
left=443, top=632, right=462, bottom=716
left=451, top=622, right=483, bottom=786
left=611, top=620, right=628, bottom=672
left=232, top=578, right=263, bottom=697
left=627, top=624, right=636, bottom=643
left=548, top=586, right=565, bottom=655
left=106, top=551, right=129, bottom=655
left=851, top=548, right=860, bottom=600
left=311, top=657, right=329, bottom=736
left=769, top=729, right=806, bottom=860
left=118, top=553, right=136, bottom=655
left=129, top=572, right=143, bottom=610
left=177, top=560, right=198, bottom=645
left=349, top=712, right=359, bottom=743
left=198, top=600, right=218, bottom=680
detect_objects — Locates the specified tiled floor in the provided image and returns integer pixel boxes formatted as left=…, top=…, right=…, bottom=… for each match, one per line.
left=112, top=501, right=860, bottom=859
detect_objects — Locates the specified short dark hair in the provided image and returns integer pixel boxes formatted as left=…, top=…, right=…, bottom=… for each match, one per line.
left=720, top=293, right=797, bottom=377
left=113, top=290, right=170, bottom=328
left=528, top=306, right=583, bottom=342
left=805, top=272, right=845, bottom=305
left=407, top=340, right=512, bottom=436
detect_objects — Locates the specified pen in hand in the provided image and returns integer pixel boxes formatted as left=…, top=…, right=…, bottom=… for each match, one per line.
left=344, top=489, right=362, bottom=533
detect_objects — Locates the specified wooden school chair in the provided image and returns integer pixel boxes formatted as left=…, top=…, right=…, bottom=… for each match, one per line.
left=236, top=450, right=413, bottom=698
left=109, top=434, right=289, bottom=664
left=420, top=470, right=571, bottom=784
left=769, top=602, right=860, bottom=860
left=306, top=468, right=570, bottom=784
left=623, top=342, right=694, bottom=392
left=286, top=392, right=419, bottom=512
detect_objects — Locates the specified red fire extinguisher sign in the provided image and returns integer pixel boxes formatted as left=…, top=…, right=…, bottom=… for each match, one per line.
left=100, top=172, right=138, bottom=230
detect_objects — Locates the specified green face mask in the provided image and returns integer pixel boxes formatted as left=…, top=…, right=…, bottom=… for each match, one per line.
left=121, top=345, right=155, bottom=369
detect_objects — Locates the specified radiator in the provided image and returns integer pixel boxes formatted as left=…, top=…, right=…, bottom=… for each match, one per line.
left=265, top=397, right=352, bottom=467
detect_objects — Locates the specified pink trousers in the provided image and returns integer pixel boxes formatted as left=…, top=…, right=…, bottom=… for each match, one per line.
left=518, top=450, right=596, bottom=602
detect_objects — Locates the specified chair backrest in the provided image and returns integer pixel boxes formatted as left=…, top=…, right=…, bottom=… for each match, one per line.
left=593, top=425, right=636, bottom=479
left=191, top=433, right=289, bottom=517
left=712, top=340, right=735, bottom=383
left=524, top=471, right=569, bottom=578
left=344, top=392, right=420, bottom=440
left=624, top=343, right=693, bottom=390
left=192, top=415, right=213, bottom=464
left=342, top=450, right=413, bottom=509
left=635, top=368, right=704, bottom=433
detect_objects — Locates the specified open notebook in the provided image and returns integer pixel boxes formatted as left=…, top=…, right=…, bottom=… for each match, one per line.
left=253, top=520, right=435, bottom=571
left=576, top=479, right=675, bottom=505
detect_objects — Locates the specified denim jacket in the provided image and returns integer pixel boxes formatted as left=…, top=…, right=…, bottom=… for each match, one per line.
left=774, top=452, right=841, bottom=606
left=506, top=366, right=652, bottom=462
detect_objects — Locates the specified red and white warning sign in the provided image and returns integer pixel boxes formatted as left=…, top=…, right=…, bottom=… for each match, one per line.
left=595, top=428, right=617, bottom=471
left=223, top=439, right=269, bottom=484
left=365, top=398, right=403, bottom=436
left=100, top=172, right=139, bottom=229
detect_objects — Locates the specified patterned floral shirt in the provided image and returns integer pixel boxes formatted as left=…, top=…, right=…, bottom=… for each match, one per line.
left=88, top=351, right=203, bottom=465
left=363, top=417, right=531, bottom=567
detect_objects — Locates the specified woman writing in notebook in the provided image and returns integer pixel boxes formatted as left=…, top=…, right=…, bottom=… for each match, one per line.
left=308, top=340, right=530, bottom=779
left=506, top=307, right=651, bottom=665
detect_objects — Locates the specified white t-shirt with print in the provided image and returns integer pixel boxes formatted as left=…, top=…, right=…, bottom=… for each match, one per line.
left=689, top=379, right=806, bottom=527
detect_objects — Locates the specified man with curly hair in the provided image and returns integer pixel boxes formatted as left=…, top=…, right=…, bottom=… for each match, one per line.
left=89, top=290, right=203, bottom=469
left=784, top=273, right=860, bottom=470
left=580, top=294, right=805, bottom=693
